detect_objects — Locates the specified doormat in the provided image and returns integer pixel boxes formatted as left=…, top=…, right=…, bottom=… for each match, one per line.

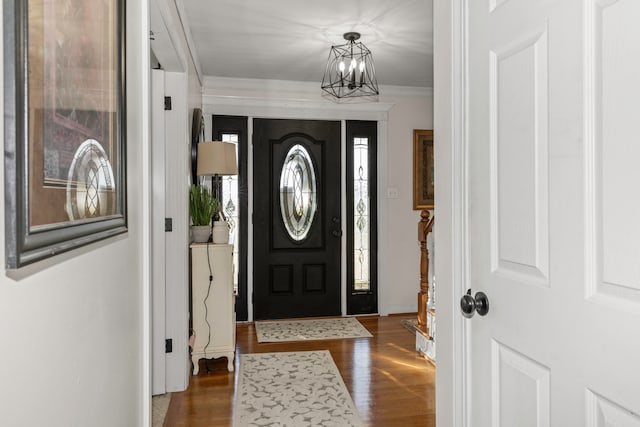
left=233, top=350, right=363, bottom=427
left=254, top=317, right=372, bottom=343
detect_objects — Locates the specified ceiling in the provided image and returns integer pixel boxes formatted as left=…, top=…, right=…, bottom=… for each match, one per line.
left=172, top=0, right=433, bottom=88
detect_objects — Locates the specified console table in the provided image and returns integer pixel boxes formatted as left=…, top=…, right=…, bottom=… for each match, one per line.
left=190, top=243, right=235, bottom=374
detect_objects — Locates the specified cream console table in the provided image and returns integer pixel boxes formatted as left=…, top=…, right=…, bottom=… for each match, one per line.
left=190, top=243, right=235, bottom=374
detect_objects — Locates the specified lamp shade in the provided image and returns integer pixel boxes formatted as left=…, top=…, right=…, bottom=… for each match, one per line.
left=196, top=141, right=238, bottom=176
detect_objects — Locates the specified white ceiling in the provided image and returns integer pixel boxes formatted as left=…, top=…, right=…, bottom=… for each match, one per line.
left=174, top=0, right=433, bottom=88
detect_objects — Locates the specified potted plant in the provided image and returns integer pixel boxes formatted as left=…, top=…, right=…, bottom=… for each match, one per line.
left=189, top=184, right=218, bottom=243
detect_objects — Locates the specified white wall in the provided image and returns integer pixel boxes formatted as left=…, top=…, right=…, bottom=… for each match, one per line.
left=0, top=1, right=150, bottom=426
left=383, top=93, right=434, bottom=313
left=202, top=79, right=432, bottom=316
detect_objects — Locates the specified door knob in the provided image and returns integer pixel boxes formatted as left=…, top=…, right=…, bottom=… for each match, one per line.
left=332, top=230, right=343, bottom=237
left=460, top=289, right=489, bottom=318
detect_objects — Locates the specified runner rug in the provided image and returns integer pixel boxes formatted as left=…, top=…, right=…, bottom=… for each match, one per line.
left=232, top=350, right=363, bottom=427
left=254, top=317, right=372, bottom=343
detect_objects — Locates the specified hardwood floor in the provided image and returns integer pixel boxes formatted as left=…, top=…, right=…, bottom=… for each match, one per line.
left=163, top=314, right=435, bottom=426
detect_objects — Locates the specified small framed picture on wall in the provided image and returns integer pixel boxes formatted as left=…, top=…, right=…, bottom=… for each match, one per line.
left=413, top=129, right=434, bottom=210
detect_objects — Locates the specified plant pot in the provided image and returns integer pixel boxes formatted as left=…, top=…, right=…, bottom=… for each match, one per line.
left=191, top=225, right=211, bottom=243
left=212, top=221, right=230, bottom=244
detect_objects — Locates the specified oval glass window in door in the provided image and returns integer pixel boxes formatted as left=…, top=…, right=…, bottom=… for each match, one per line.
left=279, top=144, right=317, bottom=241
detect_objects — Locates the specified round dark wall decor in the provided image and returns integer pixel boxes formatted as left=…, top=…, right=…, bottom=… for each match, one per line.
left=191, top=108, right=204, bottom=185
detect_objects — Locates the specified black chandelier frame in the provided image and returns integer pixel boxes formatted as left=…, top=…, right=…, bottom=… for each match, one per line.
left=321, top=32, right=379, bottom=100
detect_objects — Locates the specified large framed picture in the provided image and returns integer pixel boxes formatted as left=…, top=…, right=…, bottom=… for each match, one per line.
left=413, top=129, right=434, bottom=210
left=4, top=0, right=127, bottom=268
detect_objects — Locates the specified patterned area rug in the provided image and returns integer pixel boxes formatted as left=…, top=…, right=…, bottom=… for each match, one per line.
left=233, top=350, right=363, bottom=427
left=151, top=393, right=171, bottom=427
left=254, top=317, right=372, bottom=343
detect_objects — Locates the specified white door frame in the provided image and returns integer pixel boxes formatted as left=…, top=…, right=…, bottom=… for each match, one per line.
left=151, top=69, right=167, bottom=395
left=202, top=96, right=393, bottom=321
left=433, top=0, right=468, bottom=426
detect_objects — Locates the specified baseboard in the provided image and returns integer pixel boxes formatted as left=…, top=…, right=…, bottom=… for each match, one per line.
left=382, top=304, right=418, bottom=315
left=416, top=332, right=436, bottom=364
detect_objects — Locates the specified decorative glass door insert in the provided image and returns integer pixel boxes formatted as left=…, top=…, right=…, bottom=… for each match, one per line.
left=221, top=133, right=239, bottom=292
left=346, top=120, right=377, bottom=315
left=353, top=137, right=370, bottom=291
left=279, top=144, right=317, bottom=241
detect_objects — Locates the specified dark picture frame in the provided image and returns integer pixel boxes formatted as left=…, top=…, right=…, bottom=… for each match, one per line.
left=413, top=129, right=434, bottom=210
left=4, top=0, right=127, bottom=268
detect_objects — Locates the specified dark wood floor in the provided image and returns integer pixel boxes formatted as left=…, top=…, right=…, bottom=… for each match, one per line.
left=163, top=314, right=436, bottom=426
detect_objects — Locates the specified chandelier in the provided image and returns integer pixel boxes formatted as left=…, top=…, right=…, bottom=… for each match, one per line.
left=321, top=32, right=379, bottom=100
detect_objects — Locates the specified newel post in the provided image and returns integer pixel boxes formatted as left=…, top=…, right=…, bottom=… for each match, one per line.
left=418, top=210, right=434, bottom=326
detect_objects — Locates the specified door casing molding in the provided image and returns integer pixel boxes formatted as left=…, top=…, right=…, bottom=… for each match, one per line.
left=434, top=0, right=468, bottom=426
left=202, top=95, right=392, bottom=320
left=202, top=94, right=393, bottom=122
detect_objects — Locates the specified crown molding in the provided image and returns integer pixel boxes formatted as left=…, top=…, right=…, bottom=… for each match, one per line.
left=202, top=76, right=433, bottom=98
left=201, top=93, right=394, bottom=122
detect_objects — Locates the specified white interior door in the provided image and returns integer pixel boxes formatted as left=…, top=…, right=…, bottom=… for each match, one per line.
left=151, top=69, right=191, bottom=394
left=464, top=0, right=640, bottom=425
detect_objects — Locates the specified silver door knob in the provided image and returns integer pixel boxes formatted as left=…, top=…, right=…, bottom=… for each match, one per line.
left=460, top=289, right=489, bottom=318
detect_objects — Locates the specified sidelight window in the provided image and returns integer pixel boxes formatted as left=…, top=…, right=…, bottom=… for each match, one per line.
left=353, top=137, right=370, bottom=291
left=221, top=133, right=239, bottom=293
left=213, top=115, right=248, bottom=321
left=346, top=120, right=377, bottom=315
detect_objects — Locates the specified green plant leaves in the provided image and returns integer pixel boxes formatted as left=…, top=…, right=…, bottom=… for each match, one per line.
left=189, top=185, right=218, bottom=226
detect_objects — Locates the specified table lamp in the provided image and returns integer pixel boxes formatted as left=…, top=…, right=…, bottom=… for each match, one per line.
left=196, top=140, right=238, bottom=222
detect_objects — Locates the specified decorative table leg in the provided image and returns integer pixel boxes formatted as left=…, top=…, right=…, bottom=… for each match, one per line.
left=192, top=354, right=200, bottom=375
left=226, top=352, right=235, bottom=372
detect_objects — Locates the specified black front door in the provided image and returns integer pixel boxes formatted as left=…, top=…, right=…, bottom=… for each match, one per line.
left=253, top=119, right=341, bottom=320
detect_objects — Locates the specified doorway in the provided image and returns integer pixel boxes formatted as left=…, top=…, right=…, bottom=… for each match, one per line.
left=253, top=119, right=342, bottom=319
